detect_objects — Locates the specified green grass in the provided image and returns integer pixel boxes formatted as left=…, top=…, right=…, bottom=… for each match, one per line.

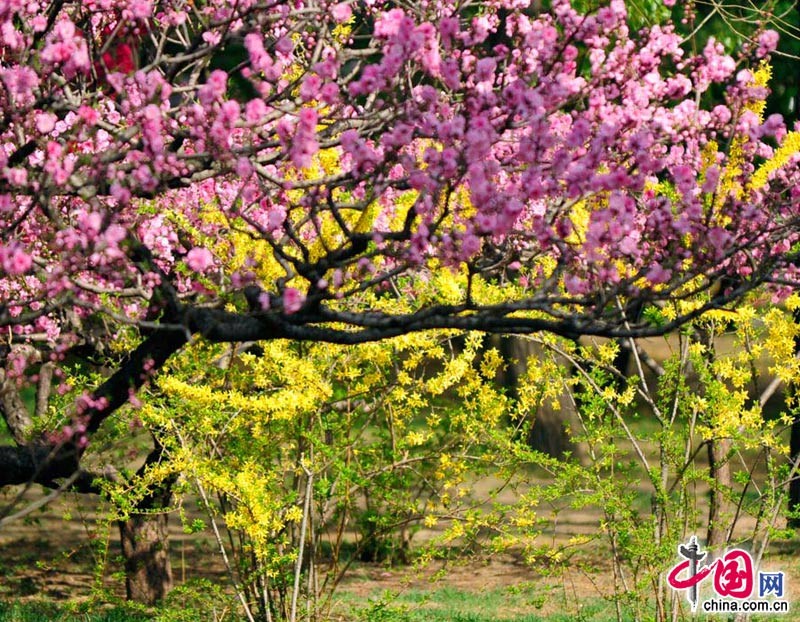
left=2, top=586, right=795, bottom=622
left=0, top=602, right=151, bottom=622
left=346, top=584, right=796, bottom=622
left=343, top=585, right=639, bottom=622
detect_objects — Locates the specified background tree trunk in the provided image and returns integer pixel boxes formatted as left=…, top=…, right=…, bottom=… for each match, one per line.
left=789, top=418, right=800, bottom=528
left=787, top=307, right=800, bottom=528
left=706, top=438, right=734, bottom=550
left=497, top=336, right=577, bottom=459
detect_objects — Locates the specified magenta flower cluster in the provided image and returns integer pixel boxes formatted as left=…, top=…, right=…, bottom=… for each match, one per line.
left=0, top=0, right=796, bottom=363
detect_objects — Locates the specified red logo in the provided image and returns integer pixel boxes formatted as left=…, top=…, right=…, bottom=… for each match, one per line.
left=667, top=537, right=754, bottom=610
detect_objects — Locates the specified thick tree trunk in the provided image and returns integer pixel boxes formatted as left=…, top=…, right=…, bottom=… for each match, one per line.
left=119, top=488, right=173, bottom=605
left=706, top=438, right=733, bottom=550
left=118, top=442, right=175, bottom=605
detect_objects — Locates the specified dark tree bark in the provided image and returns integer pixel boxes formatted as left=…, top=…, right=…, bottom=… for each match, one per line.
left=118, top=442, right=176, bottom=605
left=789, top=418, right=800, bottom=528
left=119, top=488, right=173, bottom=604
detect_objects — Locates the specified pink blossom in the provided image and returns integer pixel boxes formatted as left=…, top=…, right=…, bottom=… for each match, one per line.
left=6, top=167, right=27, bottom=186
left=469, top=15, right=495, bottom=45
left=331, top=3, right=352, bottom=23
left=78, top=211, right=103, bottom=236
left=1, top=245, right=32, bottom=275
left=698, top=38, right=735, bottom=90
left=210, top=99, right=240, bottom=148
left=128, top=390, right=142, bottom=409
left=711, top=105, right=732, bottom=125
left=133, top=164, right=158, bottom=192
left=275, top=36, right=293, bottom=56
left=186, top=247, right=214, bottom=272
left=300, top=74, right=323, bottom=102
left=202, top=31, right=222, bottom=46
left=31, top=15, right=47, bottom=32
left=320, top=82, right=340, bottom=105
left=130, top=0, right=153, bottom=19
left=374, top=9, right=407, bottom=39
left=282, top=287, right=305, bottom=314
left=439, top=17, right=460, bottom=48
left=761, top=113, right=786, bottom=141
left=1, top=65, right=39, bottom=106
left=0, top=0, right=797, bottom=443
left=475, top=58, right=496, bottom=83
left=41, top=20, right=90, bottom=78
left=45, top=152, right=74, bottom=185
left=110, top=183, right=132, bottom=204
left=198, top=70, right=228, bottom=106
left=78, top=106, right=100, bottom=126
left=236, top=157, right=253, bottom=177
left=757, top=30, right=779, bottom=59
left=701, top=166, right=720, bottom=194
left=646, top=264, right=672, bottom=284
left=415, top=23, right=441, bottom=77
left=707, top=227, right=730, bottom=255
left=314, top=53, right=339, bottom=80
left=460, top=232, right=481, bottom=258
left=245, top=98, right=268, bottom=124
left=141, top=104, right=164, bottom=155
left=290, top=108, right=319, bottom=169
left=564, top=274, right=588, bottom=295
left=36, top=113, right=57, bottom=134
left=441, top=58, right=461, bottom=90
left=245, top=33, right=272, bottom=73
left=340, top=129, right=379, bottom=174
left=266, top=206, right=286, bottom=230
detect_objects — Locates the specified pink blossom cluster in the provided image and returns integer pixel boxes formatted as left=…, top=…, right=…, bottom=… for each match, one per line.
left=0, top=0, right=796, bottom=392
left=0, top=242, right=31, bottom=275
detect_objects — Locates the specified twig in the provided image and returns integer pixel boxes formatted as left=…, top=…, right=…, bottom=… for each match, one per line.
left=291, top=460, right=314, bottom=622
left=0, top=469, right=81, bottom=528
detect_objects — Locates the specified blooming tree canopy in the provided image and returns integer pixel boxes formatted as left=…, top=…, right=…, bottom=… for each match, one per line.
left=1, top=0, right=800, bottom=486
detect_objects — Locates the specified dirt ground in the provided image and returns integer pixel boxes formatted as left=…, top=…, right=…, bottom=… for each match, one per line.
left=0, top=484, right=604, bottom=603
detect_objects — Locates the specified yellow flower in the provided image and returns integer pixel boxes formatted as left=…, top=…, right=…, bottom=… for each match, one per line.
left=751, top=131, right=800, bottom=190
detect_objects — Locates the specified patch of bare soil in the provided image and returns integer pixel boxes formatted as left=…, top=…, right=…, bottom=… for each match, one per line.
left=0, top=488, right=226, bottom=603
